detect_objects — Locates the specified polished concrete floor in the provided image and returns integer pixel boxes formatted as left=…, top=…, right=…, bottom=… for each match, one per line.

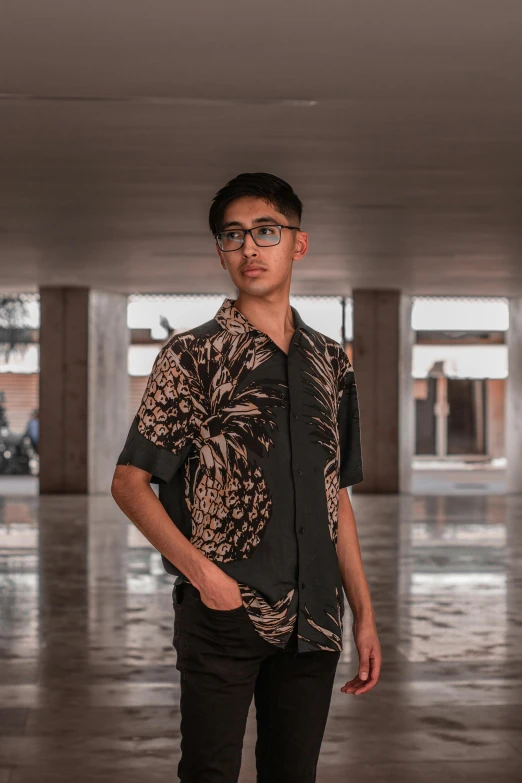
left=0, top=490, right=521, bottom=782
left=0, top=465, right=509, bottom=497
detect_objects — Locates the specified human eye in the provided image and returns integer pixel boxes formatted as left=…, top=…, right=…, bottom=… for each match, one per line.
left=225, top=230, right=243, bottom=240
left=257, top=225, right=277, bottom=236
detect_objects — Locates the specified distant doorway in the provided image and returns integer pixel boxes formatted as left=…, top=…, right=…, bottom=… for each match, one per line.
left=416, top=376, right=488, bottom=457
left=447, top=379, right=486, bottom=455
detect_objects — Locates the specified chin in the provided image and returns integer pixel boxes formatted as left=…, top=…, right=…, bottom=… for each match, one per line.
left=235, top=278, right=271, bottom=295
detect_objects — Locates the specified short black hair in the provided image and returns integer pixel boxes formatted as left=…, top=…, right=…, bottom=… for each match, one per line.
left=208, top=172, right=303, bottom=235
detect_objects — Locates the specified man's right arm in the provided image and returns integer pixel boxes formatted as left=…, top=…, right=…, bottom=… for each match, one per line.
left=114, top=343, right=243, bottom=610
left=111, top=463, right=243, bottom=610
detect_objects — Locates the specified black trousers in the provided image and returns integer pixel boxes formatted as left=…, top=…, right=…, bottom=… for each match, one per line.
left=172, top=581, right=340, bottom=783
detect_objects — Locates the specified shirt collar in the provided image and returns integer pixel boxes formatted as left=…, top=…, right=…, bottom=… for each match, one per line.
left=215, top=297, right=311, bottom=337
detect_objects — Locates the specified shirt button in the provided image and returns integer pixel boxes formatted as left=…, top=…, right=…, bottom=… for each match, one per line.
left=297, top=469, right=303, bottom=477
left=299, top=526, right=305, bottom=534
left=301, top=582, right=306, bottom=590
left=293, top=413, right=299, bottom=420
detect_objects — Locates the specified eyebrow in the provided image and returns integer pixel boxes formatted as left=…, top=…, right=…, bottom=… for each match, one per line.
left=220, top=216, right=279, bottom=231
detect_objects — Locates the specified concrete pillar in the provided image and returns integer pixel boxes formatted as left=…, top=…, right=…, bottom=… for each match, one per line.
left=352, top=290, right=414, bottom=494
left=506, top=298, right=522, bottom=492
left=39, top=287, right=129, bottom=494
left=485, top=379, right=505, bottom=460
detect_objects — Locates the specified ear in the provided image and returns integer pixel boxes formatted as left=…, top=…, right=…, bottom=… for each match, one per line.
left=292, top=230, right=309, bottom=262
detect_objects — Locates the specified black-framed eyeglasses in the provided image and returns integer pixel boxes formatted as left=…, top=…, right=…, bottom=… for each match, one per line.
left=215, top=224, right=301, bottom=252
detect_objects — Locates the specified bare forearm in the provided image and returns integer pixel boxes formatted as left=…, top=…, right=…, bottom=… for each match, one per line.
left=111, top=467, right=219, bottom=592
left=337, top=488, right=375, bottom=622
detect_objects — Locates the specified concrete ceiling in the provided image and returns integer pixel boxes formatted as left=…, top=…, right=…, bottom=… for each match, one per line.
left=1, top=0, right=522, bottom=295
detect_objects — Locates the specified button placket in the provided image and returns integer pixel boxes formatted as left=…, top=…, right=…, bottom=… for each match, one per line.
left=287, top=326, right=310, bottom=651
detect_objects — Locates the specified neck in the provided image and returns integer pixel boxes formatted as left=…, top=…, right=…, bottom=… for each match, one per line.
left=233, top=292, right=295, bottom=337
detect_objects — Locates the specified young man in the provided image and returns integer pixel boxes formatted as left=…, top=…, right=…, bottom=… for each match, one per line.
left=111, top=172, right=381, bottom=782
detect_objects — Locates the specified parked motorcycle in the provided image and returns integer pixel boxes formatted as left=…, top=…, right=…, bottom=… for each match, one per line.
left=0, top=427, right=38, bottom=475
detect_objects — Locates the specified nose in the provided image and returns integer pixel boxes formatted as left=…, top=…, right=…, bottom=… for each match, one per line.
left=241, top=231, right=259, bottom=257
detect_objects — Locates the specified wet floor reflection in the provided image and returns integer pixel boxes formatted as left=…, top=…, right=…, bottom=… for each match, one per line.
left=398, top=495, right=509, bottom=663
left=0, top=491, right=521, bottom=781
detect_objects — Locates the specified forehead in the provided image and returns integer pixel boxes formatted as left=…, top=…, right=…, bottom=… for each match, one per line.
left=222, top=196, right=285, bottom=225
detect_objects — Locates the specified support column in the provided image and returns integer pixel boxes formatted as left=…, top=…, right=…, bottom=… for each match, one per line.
left=352, top=290, right=414, bottom=494
left=39, top=287, right=129, bottom=494
left=506, top=298, right=522, bottom=492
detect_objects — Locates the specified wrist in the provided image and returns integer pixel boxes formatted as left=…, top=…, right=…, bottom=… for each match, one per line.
left=188, top=558, right=222, bottom=593
left=351, top=604, right=375, bottom=624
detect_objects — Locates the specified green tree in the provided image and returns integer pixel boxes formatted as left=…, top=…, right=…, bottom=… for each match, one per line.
left=0, top=294, right=35, bottom=362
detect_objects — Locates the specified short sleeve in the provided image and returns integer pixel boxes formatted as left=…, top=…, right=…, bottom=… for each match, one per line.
left=116, top=344, right=199, bottom=483
left=337, top=352, right=364, bottom=489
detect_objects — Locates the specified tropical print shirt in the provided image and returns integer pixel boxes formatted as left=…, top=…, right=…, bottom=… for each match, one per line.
left=117, top=297, right=363, bottom=653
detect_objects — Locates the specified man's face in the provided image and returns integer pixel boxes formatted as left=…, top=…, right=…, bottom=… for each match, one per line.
left=215, top=196, right=308, bottom=296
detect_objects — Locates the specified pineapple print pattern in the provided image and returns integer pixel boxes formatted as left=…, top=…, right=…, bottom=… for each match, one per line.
left=295, top=332, right=352, bottom=650
left=183, top=303, right=289, bottom=562
left=137, top=303, right=289, bottom=563
left=136, top=338, right=202, bottom=452
left=238, top=583, right=298, bottom=643
left=298, top=587, right=344, bottom=652
left=297, top=330, right=353, bottom=550
left=136, top=299, right=297, bottom=648
left=129, top=297, right=361, bottom=652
